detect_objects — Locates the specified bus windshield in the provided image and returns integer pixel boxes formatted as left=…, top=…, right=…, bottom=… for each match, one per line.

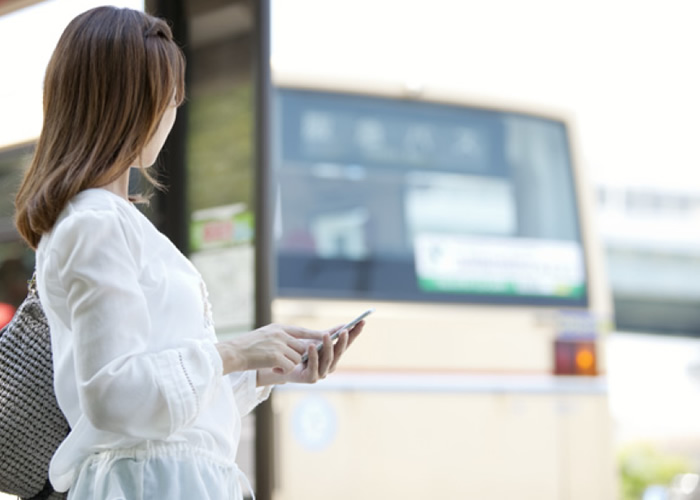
left=274, top=88, right=587, bottom=306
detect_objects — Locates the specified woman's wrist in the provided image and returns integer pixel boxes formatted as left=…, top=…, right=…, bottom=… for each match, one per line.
left=215, top=342, right=243, bottom=375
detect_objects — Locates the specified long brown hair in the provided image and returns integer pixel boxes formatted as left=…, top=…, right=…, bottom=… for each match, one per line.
left=14, top=6, right=185, bottom=249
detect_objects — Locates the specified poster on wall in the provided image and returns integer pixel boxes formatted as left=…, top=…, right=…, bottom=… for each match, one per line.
left=190, top=204, right=255, bottom=335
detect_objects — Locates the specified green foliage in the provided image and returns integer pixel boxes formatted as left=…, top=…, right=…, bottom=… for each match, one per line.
left=187, top=83, right=253, bottom=215
left=618, top=442, right=694, bottom=500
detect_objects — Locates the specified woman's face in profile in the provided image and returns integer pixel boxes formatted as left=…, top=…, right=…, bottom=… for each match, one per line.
left=136, top=99, right=177, bottom=168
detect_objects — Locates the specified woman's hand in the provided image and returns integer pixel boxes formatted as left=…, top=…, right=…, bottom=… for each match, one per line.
left=215, top=324, right=325, bottom=376
left=257, top=320, right=365, bottom=386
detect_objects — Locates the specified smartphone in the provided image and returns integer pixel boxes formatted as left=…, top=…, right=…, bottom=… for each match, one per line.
left=300, top=308, right=375, bottom=364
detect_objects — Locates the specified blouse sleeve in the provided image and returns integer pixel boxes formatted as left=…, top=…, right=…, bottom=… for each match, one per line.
left=228, top=371, right=273, bottom=416
left=50, top=208, right=223, bottom=439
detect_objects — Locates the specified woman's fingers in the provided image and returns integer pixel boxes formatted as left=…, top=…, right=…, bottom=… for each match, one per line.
left=272, top=355, right=296, bottom=375
left=284, top=325, right=326, bottom=341
left=328, top=329, right=350, bottom=373
left=257, top=327, right=310, bottom=371
left=317, top=333, right=335, bottom=377
left=256, top=319, right=365, bottom=378
left=304, top=344, right=319, bottom=381
left=346, top=320, right=365, bottom=348
left=282, top=344, right=304, bottom=365
left=287, top=336, right=313, bottom=355
left=324, top=324, right=344, bottom=336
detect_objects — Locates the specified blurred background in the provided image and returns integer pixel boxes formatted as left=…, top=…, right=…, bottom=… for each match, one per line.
left=1, top=1, right=700, bottom=499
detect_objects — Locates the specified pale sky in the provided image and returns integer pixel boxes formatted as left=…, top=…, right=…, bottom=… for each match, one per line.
left=272, top=0, right=700, bottom=190
left=2, top=0, right=700, bottom=190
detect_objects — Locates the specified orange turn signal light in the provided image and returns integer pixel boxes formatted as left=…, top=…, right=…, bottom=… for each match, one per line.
left=554, top=337, right=597, bottom=376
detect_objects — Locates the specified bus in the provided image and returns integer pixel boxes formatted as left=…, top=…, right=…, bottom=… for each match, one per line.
left=267, top=74, right=616, bottom=500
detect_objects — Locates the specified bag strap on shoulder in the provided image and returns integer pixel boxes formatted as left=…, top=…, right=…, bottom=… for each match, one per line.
left=28, top=272, right=38, bottom=298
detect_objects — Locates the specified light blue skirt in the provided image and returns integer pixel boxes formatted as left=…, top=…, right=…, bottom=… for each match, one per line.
left=67, top=442, right=251, bottom=500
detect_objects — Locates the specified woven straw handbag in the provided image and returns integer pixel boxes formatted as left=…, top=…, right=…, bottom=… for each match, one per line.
left=0, top=276, right=69, bottom=500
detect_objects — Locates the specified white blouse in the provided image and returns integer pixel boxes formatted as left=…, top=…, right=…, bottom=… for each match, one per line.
left=35, top=188, right=271, bottom=499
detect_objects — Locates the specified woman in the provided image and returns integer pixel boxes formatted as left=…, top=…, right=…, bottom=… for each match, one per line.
left=14, top=6, right=363, bottom=499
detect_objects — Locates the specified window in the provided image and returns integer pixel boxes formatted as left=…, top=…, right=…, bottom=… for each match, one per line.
left=274, top=89, right=587, bottom=306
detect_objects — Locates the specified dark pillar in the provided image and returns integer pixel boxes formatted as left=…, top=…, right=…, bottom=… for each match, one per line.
left=253, top=1, right=275, bottom=499
left=145, top=0, right=189, bottom=253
